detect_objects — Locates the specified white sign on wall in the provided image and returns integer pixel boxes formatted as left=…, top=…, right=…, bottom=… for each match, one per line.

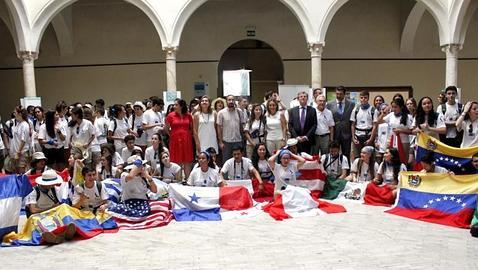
left=223, top=70, right=251, bottom=97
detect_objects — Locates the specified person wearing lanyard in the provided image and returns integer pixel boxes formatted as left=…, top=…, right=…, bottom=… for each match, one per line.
left=188, top=152, right=223, bottom=187
left=219, top=146, right=264, bottom=190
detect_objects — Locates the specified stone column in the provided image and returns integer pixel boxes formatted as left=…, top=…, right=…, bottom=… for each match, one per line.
left=441, top=44, right=462, bottom=87
left=18, top=51, right=38, bottom=97
left=309, top=43, right=324, bottom=89
left=165, top=47, right=177, bottom=91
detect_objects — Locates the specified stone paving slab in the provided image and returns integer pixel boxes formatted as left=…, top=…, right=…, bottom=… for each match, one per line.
left=1, top=201, right=476, bottom=270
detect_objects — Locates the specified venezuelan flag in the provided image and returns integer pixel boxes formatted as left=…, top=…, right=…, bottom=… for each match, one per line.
left=416, top=132, right=478, bottom=174
left=2, top=204, right=117, bottom=246
left=386, top=172, right=478, bottom=228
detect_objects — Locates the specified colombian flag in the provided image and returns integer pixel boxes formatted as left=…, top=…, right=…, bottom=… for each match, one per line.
left=386, top=172, right=478, bottom=228
left=415, top=132, right=478, bottom=174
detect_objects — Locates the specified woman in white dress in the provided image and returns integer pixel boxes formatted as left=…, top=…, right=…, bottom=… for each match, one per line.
left=244, top=104, right=266, bottom=158
left=193, top=96, right=218, bottom=155
left=265, top=99, right=287, bottom=154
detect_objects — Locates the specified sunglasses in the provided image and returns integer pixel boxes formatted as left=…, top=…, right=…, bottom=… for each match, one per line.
left=469, top=124, right=473, bottom=135
left=76, top=126, right=80, bottom=135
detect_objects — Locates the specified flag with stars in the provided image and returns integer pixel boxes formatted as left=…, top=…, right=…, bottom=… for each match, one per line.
left=416, top=132, right=478, bottom=174
left=386, top=172, right=478, bottom=228
left=169, top=184, right=253, bottom=221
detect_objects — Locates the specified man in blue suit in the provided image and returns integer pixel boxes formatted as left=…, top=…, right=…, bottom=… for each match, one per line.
left=288, top=91, right=317, bottom=154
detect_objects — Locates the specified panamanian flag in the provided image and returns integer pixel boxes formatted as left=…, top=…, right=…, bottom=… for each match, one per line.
left=415, top=132, right=478, bottom=174
left=169, top=184, right=253, bottom=221
left=387, top=171, right=478, bottom=228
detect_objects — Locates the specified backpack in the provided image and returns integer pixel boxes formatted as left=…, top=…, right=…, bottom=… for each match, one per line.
left=441, top=102, right=463, bottom=115
left=107, top=118, right=117, bottom=145
left=80, top=181, right=103, bottom=198
left=354, top=106, right=376, bottom=123
left=25, top=186, right=60, bottom=218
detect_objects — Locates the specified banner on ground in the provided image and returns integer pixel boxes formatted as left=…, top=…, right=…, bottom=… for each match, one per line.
left=386, top=171, right=478, bottom=228
left=0, top=175, right=32, bottom=239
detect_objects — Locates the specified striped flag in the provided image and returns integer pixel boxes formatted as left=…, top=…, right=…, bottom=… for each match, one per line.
left=110, top=200, right=173, bottom=230
left=296, top=157, right=327, bottom=199
left=0, top=175, right=32, bottom=239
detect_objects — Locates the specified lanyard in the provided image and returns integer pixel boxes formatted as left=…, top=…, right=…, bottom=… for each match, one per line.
left=233, top=159, right=244, bottom=179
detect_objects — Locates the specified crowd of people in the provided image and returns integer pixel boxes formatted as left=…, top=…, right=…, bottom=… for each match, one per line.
left=2, top=85, right=478, bottom=242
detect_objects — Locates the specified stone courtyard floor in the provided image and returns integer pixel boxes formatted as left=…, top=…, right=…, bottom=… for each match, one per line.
left=1, top=200, right=476, bottom=270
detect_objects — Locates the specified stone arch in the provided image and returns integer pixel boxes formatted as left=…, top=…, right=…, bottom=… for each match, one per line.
left=170, top=0, right=313, bottom=48
left=454, top=0, right=478, bottom=45
left=316, top=0, right=349, bottom=44
left=400, top=2, right=427, bottom=53
left=29, top=0, right=168, bottom=52
left=0, top=2, right=19, bottom=51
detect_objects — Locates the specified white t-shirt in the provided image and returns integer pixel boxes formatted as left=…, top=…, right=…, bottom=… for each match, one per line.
left=257, top=159, right=273, bottom=181
left=142, top=109, right=163, bottom=140
left=0, top=120, right=4, bottom=150
left=156, top=162, right=182, bottom=183
left=120, top=173, right=149, bottom=201
left=350, top=106, right=379, bottom=136
left=411, top=114, right=445, bottom=139
left=457, top=119, right=478, bottom=148
left=383, top=113, right=413, bottom=143
left=187, top=167, right=222, bottom=187
left=217, top=108, right=245, bottom=143
left=315, top=108, right=335, bottom=135
left=121, top=146, right=142, bottom=163
left=72, top=181, right=109, bottom=211
left=220, top=157, right=254, bottom=180
left=273, top=163, right=298, bottom=192
left=59, top=116, right=70, bottom=149
left=70, top=119, right=95, bottom=147
left=376, top=123, right=390, bottom=153
left=350, top=158, right=379, bottom=183
left=320, top=154, right=350, bottom=179
left=129, top=113, right=147, bottom=146
left=437, top=103, right=461, bottom=138
left=10, top=121, right=31, bottom=155
left=144, top=146, right=169, bottom=169
left=38, top=124, right=66, bottom=149
left=377, top=162, right=407, bottom=184
left=94, top=116, right=110, bottom=145
left=108, top=118, right=131, bottom=153
left=244, top=119, right=266, bottom=145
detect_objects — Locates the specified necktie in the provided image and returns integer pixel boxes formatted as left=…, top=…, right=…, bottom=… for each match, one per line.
left=338, top=102, right=343, bottom=115
left=300, top=107, right=306, bottom=131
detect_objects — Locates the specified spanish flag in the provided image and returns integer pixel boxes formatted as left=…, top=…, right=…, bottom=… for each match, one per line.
left=386, top=172, right=478, bottom=228
left=416, top=132, right=478, bottom=174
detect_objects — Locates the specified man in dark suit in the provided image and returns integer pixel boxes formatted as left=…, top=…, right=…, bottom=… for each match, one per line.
left=326, top=86, right=355, bottom=160
left=288, top=91, right=317, bottom=154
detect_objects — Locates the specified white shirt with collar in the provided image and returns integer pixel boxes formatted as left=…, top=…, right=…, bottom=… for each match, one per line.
left=315, top=107, right=334, bottom=135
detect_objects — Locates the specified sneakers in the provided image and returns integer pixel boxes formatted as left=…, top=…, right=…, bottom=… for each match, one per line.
left=42, top=232, right=65, bottom=245
left=41, top=223, right=76, bottom=245
left=65, top=223, right=76, bottom=240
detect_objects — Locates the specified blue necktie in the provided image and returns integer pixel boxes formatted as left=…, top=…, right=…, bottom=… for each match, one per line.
left=338, top=102, right=343, bottom=115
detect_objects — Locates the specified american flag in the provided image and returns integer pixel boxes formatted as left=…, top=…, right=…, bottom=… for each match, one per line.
left=111, top=199, right=174, bottom=230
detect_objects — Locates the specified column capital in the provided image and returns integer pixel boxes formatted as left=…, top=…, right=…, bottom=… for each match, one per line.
left=441, top=44, right=462, bottom=54
left=308, top=43, right=324, bottom=57
left=164, top=47, right=178, bottom=59
left=17, top=51, right=38, bottom=62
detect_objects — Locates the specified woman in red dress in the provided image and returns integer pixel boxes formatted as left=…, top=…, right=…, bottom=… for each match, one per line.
left=165, top=99, right=193, bottom=178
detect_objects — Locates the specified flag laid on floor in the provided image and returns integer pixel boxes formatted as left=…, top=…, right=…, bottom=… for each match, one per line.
left=295, top=157, right=327, bottom=199
left=321, top=176, right=368, bottom=203
left=364, top=183, right=396, bottom=207
left=110, top=199, right=174, bottom=230
left=386, top=172, right=478, bottom=228
left=416, top=132, right=478, bottom=174
left=2, top=204, right=117, bottom=246
left=102, top=178, right=122, bottom=203
left=263, top=185, right=346, bottom=221
left=252, top=179, right=275, bottom=202
left=0, top=175, right=32, bottom=239
left=169, top=183, right=253, bottom=221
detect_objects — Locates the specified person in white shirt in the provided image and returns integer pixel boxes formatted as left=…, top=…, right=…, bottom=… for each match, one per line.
left=268, top=148, right=306, bottom=196
left=419, top=151, right=449, bottom=173
left=129, top=101, right=148, bottom=152
left=188, top=151, right=223, bottom=187
left=313, top=95, right=335, bottom=155
left=437, top=86, right=463, bottom=147
left=244, top=104, right=266, bottom=158
left=144, top=133, right=169, bottom=172
left=220, top=146, right=263, bottom=186
left=350, top=90, right=379, bottom=159
left=94, top=108, right=110, bottom=147
left=372, top=148, right=407, bottom=194
left=69, top=107, right=95, bottom=164
left=6, top=106, right=32, bottom=174
left=347, top=146, right=379, bottom=183
left=156, top=151, right=182, bottom=183
left=375, top=104, right=390, bottom=164
left=72, top=167, right=108, bottom=213
left=142, top=97, right=165, bottom=145
left=456, top=101, right=478, bottom=148
left=217, top=95, right=247, bottom=163
left=38, top=110, right=67, bottom=170
left=121, top=134, right=141, bottom=162
left=108, top=104, right=134, bottom=154
left=320, top=141, right=350, bottom=180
